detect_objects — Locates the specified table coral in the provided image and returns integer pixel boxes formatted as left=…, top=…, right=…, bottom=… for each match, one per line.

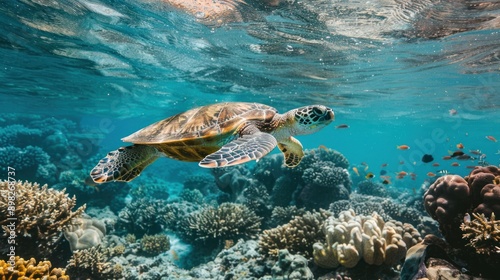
left=312, top=209, right=421, bottom=269
left=0, top=180, right=85, bottom=257
left=0, top=256, right=69, bottom=280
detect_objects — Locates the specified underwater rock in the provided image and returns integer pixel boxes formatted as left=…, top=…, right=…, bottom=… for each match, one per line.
left=312, top=209, right=421, bottom=269
left=0, top=180, right=85, bottom=259
left=267, top=249, right=314, bottom=280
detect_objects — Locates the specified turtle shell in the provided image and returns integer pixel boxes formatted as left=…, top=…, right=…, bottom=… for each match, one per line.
left=122, top=102, right=277, bottom=161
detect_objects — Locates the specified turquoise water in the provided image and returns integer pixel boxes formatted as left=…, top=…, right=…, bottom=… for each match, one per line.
left=1, top=0, right=500, bottom=278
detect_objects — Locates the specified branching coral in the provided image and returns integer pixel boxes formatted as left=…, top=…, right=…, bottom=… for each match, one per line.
left=461, top=212, right=500, bottom=255
left=181, top=203, right=261, bottom=244
left=312, top=209, right=421, bottom=268
left=66, top=245, right=123, bottom=279
left=0, top=256, right=69, bottom=280
left=259, top=209, right=331, bottom=257
left=0, top=180, right=85, bottom=257
left=117, top=198, right=166, bottom=237
left=140, top=234, right=170, bottom=256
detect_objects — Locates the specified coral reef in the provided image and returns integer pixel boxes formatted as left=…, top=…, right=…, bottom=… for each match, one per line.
left=0, top=180, right=85, bottom=258
left=313, top=210, right=421, bottom=269
left=461, top=212, right=500, bottom=255
left=63, top=215, right=106, bottom=252
left=140, top=234, right=170, bottom=256
left=180, top=203, right=261, bottom=245
left=259, top=209, right=330, bottom=257
left=356, top=180, right=388, bottom=197
left=424, top=166, right=500, bottom=247
left=0, top=256, right=69, bottom=280
left=465, top=165, right=500, bottom=217
left=267, top=249, right=314, bottom=280
left=66, top=245, right=123, bottom=279
left=117, top=198, right=166, bottom=237
left=269, top=206, right=307, bottom=227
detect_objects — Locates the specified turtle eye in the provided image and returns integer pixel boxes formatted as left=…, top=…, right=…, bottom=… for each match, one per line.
left=313, top=107, right=324, bottom=115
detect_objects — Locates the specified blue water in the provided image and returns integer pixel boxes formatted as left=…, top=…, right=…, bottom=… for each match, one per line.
left=1, top=0, right=500, bottom=277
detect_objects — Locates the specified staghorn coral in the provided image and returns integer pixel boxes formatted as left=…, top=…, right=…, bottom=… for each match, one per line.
left=0, top=256, right=69, bottom=280
left=180, top=203, right=261, bottom=245
left=0, top=180, right=85, bottom=257
left=312, top=209, right=421, bottom=268
left=140, top=234, right=170, bottom=256
left=259, top=209, right=330, bottom=258
left=461, top=212, right=500, bottom=255
left=63, top=215, right=106, bottom=252
left=65, top=245, right=123, bottom=279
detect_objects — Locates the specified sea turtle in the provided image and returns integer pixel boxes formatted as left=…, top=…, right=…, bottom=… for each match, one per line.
left=90, top=102, right=334, bottom=183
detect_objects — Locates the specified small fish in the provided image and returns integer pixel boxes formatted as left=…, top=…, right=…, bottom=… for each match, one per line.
left=456, top=143, right=464, bottom=149
left=432, top=163, right=440, bottom=167
left=450, top=151, right=465, bottom=157
left=427, top=172, right=436, bottom=177
left=361, top=162, right=369, bottom=166
left=381, top=163, right=388, bottom=167
left=449, top=109, right=457, bottom=116
left=397, top=145, right=410, bottom=150
left=352, top=167, right=360, bottom=176
left=399, top=160, right=405, bottom=165
left=437, top=169, right=449, bottom=175
left=422, top=154, right=434, bottom=163
left=410, top=172, right=417, bottom=180
left=451, top=162, right=460, bottom=167
left=456, top=154, right=473, bottom=160
left=382, top=179, right=390, bottom=185
left=365, top=172, right=375, bottom=179
left=335, top=124, right=349, bottom=129
left=469, top=149, right=482, bottom=155
left=442, top=156, right=452, bottom=160
left=486, top=135, right=498, bottom=142
left=380, top=170, right=387, bottom=175
left=396, top=171, right=407, bottom=179
left=318, top=145, right=329, bottom=151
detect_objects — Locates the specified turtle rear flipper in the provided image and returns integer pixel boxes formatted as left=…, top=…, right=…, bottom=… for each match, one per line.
left=199, top=132, right=277, bottom=168
left=90, top=145, right=160, bottom=183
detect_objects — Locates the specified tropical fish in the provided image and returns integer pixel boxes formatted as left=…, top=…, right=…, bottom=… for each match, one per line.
left=396, top=171, right=407, bottom=179
left=450, top=151, right=465, bottom=157
left=381, top=163, right=388, bottom=167
left=469, top=149, right=482, bottom=155
left=451, top=162, right=460, bottom=167
left=437, top=170, right=449, bottom=175
left=442, top=156, right=452, bottom=160
left=456, top=154, right=473, bottom=160
left=397, top=145, right=410, bottom=150
left=365, top=172, right=375, bottom=179
left=318, top=145, right=329, bottom=151
left=421, top=154, right=434, bottom=163
left=427, top=172, right=436, bottom=177
left=335, top=124, right=349, bottom=129
left=352, top=167, right=360, bottom=176
left=432, top=163, right=440, bottom=167
left=380, top=170, right=387, bottom=175
left=486, top=135, right=497, bottom=142
left=456, top=143, right=464, bottom=149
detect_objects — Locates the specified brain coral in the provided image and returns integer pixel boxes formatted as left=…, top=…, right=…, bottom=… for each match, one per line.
left=181, top=203, right=261, bottom=244
left=313, top=209, right=421, bottom=268
left=0, top=180, right=85, bottom=257
left=465, top=165, right=500, bottom=217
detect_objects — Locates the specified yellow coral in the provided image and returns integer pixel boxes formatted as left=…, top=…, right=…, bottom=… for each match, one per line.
left=313, top=209, right=421, bottom=269
left=461, top=212, right=500, bottom=254
left=0, top=256, right=69, bottom=280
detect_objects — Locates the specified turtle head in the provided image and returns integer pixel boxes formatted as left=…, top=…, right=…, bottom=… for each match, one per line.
left=289, top=105, right=334, bottom=135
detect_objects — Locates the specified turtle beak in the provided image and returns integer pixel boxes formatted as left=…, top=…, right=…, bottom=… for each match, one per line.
left=325, top=108, right=334, bottom=122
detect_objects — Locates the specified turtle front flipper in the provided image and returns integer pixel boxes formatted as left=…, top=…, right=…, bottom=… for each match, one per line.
left=199, top=132, right=277, bottom=168
left=277, top=136, right=304, bottom=167
left=90, top=145, right=161, bottom=183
